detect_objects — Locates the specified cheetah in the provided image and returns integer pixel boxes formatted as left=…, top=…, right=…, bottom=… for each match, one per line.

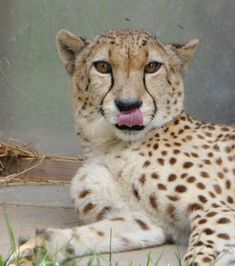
left=8, top=29, right=235, bottom=266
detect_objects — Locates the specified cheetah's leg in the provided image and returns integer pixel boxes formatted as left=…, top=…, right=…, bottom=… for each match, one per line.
left=8, top=212, right=165, bottom=265
left=8, top=163, right=166, bottom=265
left=184, top=205, right=235, bottom=266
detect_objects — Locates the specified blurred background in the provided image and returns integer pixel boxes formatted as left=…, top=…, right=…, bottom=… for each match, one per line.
left=0, top=0, right=234, bottom=156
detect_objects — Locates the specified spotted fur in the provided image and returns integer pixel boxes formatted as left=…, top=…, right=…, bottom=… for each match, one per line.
left=8, top=29, right=235, bottom=266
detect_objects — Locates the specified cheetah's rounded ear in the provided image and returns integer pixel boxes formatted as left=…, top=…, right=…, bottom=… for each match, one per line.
left=167, top=39, right=199, bottom=72
left=56, top=29, right=86, bottom=75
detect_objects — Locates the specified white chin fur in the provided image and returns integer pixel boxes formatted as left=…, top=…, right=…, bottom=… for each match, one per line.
left=83, top=117, right=116, bottom=143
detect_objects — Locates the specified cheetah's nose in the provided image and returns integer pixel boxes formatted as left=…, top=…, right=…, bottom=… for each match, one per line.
left=115, top=98, right=142, bottom=112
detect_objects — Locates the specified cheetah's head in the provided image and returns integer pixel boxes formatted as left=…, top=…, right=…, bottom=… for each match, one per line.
left=56, top=29, right=198, bottom=142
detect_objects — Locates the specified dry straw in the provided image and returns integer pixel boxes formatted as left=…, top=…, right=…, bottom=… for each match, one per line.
left=0, top=139, right=79, bottom=186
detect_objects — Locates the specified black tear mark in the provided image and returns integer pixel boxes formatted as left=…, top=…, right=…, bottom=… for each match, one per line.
left=85, top=78, right=90, bottom=91
left=99, top=72, right=114, bottom=114
left=143, top=75, right=158, bottom=121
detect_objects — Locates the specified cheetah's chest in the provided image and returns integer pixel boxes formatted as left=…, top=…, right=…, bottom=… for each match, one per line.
left=103, top=134, right=235, bottom=242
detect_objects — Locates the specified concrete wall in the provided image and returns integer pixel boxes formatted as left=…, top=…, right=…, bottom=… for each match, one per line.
left=0, top=0, right=234, bottom=155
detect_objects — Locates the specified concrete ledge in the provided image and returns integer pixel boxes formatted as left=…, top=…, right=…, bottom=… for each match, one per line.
left=0, top=185, right=73, bottom=208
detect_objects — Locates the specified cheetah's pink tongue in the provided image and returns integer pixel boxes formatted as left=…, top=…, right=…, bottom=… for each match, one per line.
left=118, top=109, right=144, bottom=127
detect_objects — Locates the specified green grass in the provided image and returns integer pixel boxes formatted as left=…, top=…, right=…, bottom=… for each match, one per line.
left=0, top=255, right=4, bottom=266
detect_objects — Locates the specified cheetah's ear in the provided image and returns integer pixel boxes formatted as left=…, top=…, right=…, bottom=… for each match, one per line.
left=168, top=39, right=199, bottom=72
left=56, top=29, right=86, bottom=75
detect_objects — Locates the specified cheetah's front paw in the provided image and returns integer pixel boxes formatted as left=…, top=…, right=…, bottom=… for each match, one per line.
left=6, top=235, right=48, bottom=266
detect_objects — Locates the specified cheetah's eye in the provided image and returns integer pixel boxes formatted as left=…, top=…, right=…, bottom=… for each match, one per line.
left=94, top=61, right=112, bottom=74
left=144, top=61, right=162, bottom=74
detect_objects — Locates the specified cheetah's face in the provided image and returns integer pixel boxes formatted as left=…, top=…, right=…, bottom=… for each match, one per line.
left=56, top=29, right=198, bottom=141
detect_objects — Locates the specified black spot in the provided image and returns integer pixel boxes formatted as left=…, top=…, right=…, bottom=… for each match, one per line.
left=142, top=40, right=147, bottom=46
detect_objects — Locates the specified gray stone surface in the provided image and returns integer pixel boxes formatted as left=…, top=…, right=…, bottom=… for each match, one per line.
left=0, top=185, right=73, bottom=208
